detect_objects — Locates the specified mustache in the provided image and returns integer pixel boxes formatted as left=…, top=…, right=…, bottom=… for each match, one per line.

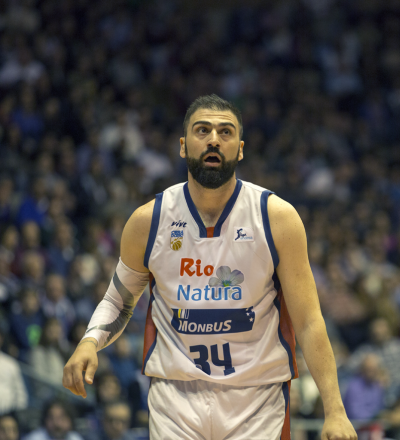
left=199, top=147, right=226, bottom=161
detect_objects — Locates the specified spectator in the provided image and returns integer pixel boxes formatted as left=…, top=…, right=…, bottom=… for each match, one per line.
left=9, top=287, right=44, bottom=362
left=101, top=402, right=134, bottom=440
left=347, top=317, right=400, bottom=405
left=28, top=318, right=66, bottom=385
left=22, top=400, right=83, bottom=440
left=0, top=328, right=28, bottom=415
left=0, top=414, right=19, bottom=440
left=16, top=178, right=48, bottom=228
left=41, top=274, right=75, bottom=334
left=343, top=354, right=386, bottom=420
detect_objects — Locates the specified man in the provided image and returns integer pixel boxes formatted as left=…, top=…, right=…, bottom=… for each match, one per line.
left=0, top=414, right=19, bottom=440
left=63, top=95, right=357, bottom=439
left=22, top=400, right=83, bottom=440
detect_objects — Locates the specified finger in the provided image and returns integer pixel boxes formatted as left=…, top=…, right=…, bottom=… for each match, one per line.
left=62, top=368, right=77, bottom=394
left=72, top=367, right=87, bottom=398
left=85, top=359, right=98, bottom=384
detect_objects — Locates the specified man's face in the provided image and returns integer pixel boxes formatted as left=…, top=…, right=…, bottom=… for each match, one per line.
left=180, top=109, right=244, bottom=189
left=0, top=416, right=18, bottom=440
left=45, top=405, right=72, bottom=439
left=103, top=404, right=131, bottom=440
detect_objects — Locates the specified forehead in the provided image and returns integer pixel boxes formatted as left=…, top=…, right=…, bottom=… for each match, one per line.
left=189, top=108, right=240, bottom=128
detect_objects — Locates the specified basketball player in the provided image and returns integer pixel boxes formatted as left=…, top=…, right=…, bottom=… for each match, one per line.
left=63, top=95, right=357, bottom=440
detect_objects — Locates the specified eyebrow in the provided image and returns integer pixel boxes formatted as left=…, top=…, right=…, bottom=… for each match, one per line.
left=192, top=120, right=237, bottom=132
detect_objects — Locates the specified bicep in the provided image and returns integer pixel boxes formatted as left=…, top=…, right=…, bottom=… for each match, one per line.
left=269, top=196, right=322, bottom=333
left=120, top=200, right=154, bottom=273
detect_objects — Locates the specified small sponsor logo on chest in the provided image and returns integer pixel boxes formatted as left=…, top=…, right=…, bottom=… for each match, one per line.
left=233, top=227, right=254, bottom=242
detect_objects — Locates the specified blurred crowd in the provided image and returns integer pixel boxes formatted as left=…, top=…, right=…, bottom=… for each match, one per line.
left=1, top=0, right=400, bottom=438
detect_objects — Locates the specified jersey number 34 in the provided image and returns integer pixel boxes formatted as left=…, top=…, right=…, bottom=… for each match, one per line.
left=190, top=343, right=235, bottom=376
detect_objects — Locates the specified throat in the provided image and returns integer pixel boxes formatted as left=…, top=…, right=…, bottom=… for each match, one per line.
left=198, top=209, right=224, bottom=228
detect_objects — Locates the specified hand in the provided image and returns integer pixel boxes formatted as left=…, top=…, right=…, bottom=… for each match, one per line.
left=322, top=413, right=357, bottom=440
left=62, top=338, right=99, bottom=398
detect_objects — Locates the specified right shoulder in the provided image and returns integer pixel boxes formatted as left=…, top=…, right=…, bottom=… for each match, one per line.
left=120, top=199, right=155, bottom=272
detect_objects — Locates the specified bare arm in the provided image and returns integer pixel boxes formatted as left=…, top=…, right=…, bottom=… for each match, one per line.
left=62, top=200, right=154, bottom=398
left=268, top=195, right=356, bottom=440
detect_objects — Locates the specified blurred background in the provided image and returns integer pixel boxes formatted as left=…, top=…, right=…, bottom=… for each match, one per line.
left=1, top=0, right=400, bottom=439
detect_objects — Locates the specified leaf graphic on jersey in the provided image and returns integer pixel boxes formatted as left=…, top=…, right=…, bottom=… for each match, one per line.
left=209, top=266, right=244, bottom=291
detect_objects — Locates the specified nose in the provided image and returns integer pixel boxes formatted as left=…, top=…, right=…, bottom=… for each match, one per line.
left=207, top=129, right=220, bottom=148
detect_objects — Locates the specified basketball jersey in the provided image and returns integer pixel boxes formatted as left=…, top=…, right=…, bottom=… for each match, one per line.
left=142, top=179, right=298, bottom=386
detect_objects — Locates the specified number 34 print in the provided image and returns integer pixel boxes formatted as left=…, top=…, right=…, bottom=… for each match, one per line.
left=190, top=343, right=235, bottom=376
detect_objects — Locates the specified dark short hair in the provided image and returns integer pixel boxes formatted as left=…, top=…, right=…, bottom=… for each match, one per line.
left=183, top=94, right=243, bottom=139
left=41, top=399, right=76, bottom=427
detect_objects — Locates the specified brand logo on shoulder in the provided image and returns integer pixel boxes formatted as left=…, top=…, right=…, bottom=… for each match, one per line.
left=171, top=230, right=183, bottom=251
left=171, top=220, right=187, bottom=228
left=233, top=227, right=254, bottom=242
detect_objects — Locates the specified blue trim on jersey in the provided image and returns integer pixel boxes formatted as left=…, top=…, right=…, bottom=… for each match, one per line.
left=183, top=180, right=243, bottom=238
left=273, top=294, right=295, bottom=379
left=261, top=190, right=279, bottom=268
left=143, top=294, right=157, bottom=374
left=213, top=179, right=242, bottom=237
left=183, top=183, right=208, bottom=238
left=144, top=192, right=163, bottom=269
left=281, top=381, right=290, bottom=439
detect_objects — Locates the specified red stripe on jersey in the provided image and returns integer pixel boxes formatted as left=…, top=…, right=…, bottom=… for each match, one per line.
left=141, top=273, right=157, bottom=374
left=277, top=289, right=299, bottom=379
left=206, top=227, right=214, bottom=238
left=281, top=381, right=291, bottom=440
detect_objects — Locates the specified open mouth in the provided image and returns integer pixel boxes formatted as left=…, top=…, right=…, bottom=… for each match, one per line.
left=204, top=155, right=221, bottom=164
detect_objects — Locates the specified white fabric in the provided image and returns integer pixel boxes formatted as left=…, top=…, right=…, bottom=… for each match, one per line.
left=82, top=258, right=148, bottom=349
left=22, top=428, right=83, bottom=440
left=144, top=180, right=293, bottom=386
left=148, top=377, right=285, bottom=440
left=0, top=351, right=28, bottom=414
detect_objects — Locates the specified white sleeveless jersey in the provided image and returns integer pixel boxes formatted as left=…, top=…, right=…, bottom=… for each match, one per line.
left=142, top=180, right=298, bottom=386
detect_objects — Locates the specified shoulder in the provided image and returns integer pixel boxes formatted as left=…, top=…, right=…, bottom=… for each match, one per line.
left=0, top=351, right=19, bottom=369
left=120, top=199, right=155, bottom=272
left=267, top=194, right=305, bottom=250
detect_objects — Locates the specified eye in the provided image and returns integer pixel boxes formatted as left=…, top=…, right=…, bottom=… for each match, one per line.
left=222, top=129, right=231, bottom=135
left=198, top=127, right=208, bottom=134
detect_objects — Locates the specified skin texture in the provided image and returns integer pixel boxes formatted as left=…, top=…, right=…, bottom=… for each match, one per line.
left=63, top=108, right=357, bottom=439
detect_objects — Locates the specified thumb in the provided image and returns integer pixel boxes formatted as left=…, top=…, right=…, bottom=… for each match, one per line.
left=85, top=359, right=98, bottom=384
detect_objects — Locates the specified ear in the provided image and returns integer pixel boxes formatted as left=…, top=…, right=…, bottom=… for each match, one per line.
left=180, top=138, right=186, bottom=158
left=238, top=140, right=244, bottom=161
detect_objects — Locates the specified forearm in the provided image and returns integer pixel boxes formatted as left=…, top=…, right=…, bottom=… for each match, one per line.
left=297, top=317, right=345, bottom=416
left=82, top=258, right=149, bottom=350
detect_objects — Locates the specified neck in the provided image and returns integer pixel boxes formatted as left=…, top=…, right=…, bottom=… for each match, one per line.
left=187, top=174, right=237, bottom=227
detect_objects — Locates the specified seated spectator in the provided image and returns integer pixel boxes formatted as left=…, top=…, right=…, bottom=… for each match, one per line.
left=0, top=328, right=28, bottom=415
left=47, top=220, right=76, bottom=277
left=41, top=274, right=75, bottom=334
left=343, top=354, right=386, bottom=420
left=19, top=251, right=45, bottom=291
left=16, top=177, right=49, bottom=228
left=22, top=400, right=83, bottom=440
left=0, top=414, right=19, bottom=440
left=0, top=226, right=19, bottom=263
left=9, top=287, right=44, bottom=362
left=101, top=402, right=135, bottom=440
left=13, top=221, right=48, bottom=277
left=346, top=317, right=400, bottom=405
left=28, top=318, right=67, bottom=386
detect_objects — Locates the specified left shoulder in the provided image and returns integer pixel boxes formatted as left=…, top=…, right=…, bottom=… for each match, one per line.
left=267, top=194, right=306, bottom=251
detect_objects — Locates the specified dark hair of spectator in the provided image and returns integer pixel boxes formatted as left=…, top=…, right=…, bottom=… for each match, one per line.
left=183, top=94, right=243, bottom=139
left=40, top=399, right=76, bottom=427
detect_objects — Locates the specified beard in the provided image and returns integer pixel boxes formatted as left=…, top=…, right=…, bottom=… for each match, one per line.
left=185, top=143, right=240, bottom=189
